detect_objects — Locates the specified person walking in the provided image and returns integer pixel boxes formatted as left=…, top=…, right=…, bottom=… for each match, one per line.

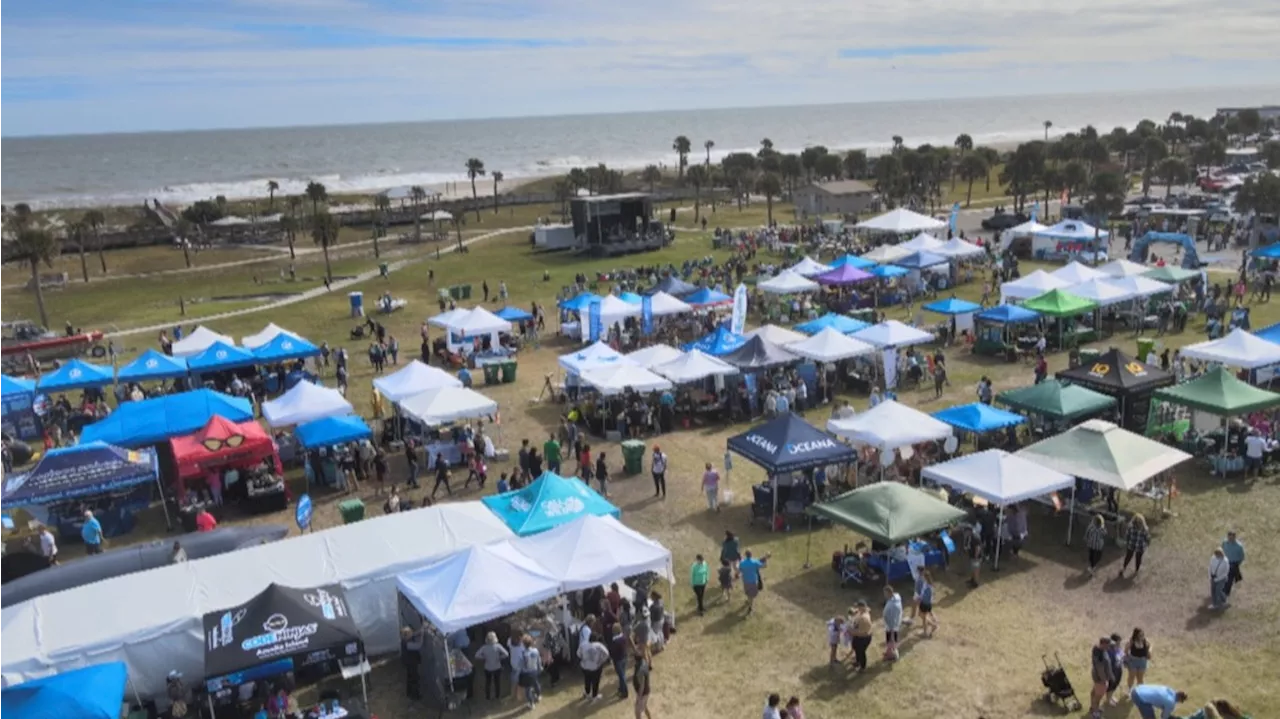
left=595, top=451, right=611, bottom=498
left=1208, top=547, right=1231, bottom=610
left=577, top=634, right=610, bottom=702
left=690, top=554, right=709, bottom=615
left=651, top=446, right=668, bottom=499
left=1089, top=636, right=1116, bottom=718
left=1129, top=684, right=1188, bottom=719
left=474, top=632, right=509, bottom=701
left=517, top=635, right=543, bottom=708
left=916, top=570, right=938, bottom=638
left=1105, top=633, right=1126, bottom=706
left=543, top=433, right=562, bottom=475
left=404, top=441, right=420, bottom=489
left=81, top=510, right=105, bottom=555
left=702, top=462, right=721, bottom=511
left=1221, top=530, right=1245, bottom=597
left=1118, top=513, right=1150, bottom=578
left=1124, top=628, right=1152, bottom=692
left=632, top=645, right=653, bottom=719
left=432, top=453, right=453, bottom=498
left=739, top=549, right=770, bottom=615
left=881, top=586, right=903, bottom=662
left=38, top=524, right=58, bottom=565
left=608, top=622, right=629, bottom=698
left=1085, top=514, right=1108, bottom=577
left=847, top=601, right=873, bottom=672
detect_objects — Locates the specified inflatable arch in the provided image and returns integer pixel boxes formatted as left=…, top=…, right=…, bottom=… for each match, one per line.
left=1129, top=231, right=1200, bottom=269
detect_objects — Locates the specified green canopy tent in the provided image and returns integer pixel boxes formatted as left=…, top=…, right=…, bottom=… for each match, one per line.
left=804, top=483, right=966, bottom=574
left=996, top=380, right=1117, bottom=432
left=1142, top=266, right=1200, bottom=284
left=1021, top=289, right=1100, bottom=350
left=1148, top=367, right=1280, bottom=448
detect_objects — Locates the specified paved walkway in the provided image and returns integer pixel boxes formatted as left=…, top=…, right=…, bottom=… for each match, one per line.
left=106, top=226, right=533, bottom=339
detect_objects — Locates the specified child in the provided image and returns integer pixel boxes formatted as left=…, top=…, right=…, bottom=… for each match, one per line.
left=917, top=570, right=938, bottom=638
left=718, top=558, right=734, bottom=602
left=496, top=473, right=510, bottom=494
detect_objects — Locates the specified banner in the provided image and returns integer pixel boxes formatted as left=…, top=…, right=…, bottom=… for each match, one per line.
left=588, top=299, right=603, bottom=343
left=948, top=202, right=961, bottom=234
left=731, top=283, right=748, bottom=335
left=882, top=348, right=898, bottom=390
left=641, top=295, right=654, bottom=336
left=1029, top=201, right=1040, bottom=224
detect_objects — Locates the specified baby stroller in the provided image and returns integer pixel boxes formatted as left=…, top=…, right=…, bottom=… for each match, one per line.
left=1039, top=653, right=1081, bottom=711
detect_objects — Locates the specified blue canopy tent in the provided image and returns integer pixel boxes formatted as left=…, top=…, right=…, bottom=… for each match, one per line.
left=116, top=350, right=189, bottom=383
left=80, top=389, right=253, bottom=447
left=974, top=304, right=1042, bottom=356
left=2, top=441, right=158, bottom=508
left=684, top=287, right=733, bottom=306
left=892, top=251, right=949, bottom=269
left=1, top=661, right=133, bottom=719
left=1256, top=322, right=1280, bottom=345
left=558, top=292, right=601, bottom=311
left=618, top=291, right=644, bottom=304
left=37, top=359, right=114, bottom=392
left=1253, top=243, right=1280, bottom=259
left=646, top=275, right=698, bottom=297
left=296, top=415, right=373, bottom=449
left=187, top=341, right=258, bottom=373
left=683, top=325, right=747, bottom=356
left=932, top=402, right=1026, bottom=434
left=3, top=373, right=36, bottom=395
left=481, top=471, right=620, bottom=536
left=923, top=298, right=982, bottom=315
left=2, top=374, right=43, bottom=442
left=829, top=254, right=877, bottom=270
left=794, top=313, right=870, bottom=336
left=977, top=304, right=1041, bottom=324
left=869, top=264, right=909, bottom=279
left=727, top=413, right=856, bottom=474
left=495, top=306, right=534, bottom=322
left=251, top=333, right=320, bottom=363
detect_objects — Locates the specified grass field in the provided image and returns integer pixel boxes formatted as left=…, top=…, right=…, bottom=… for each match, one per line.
left=10, top=210, right=1280, bottom=719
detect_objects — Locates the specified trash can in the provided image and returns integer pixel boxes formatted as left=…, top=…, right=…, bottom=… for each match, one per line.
left=501, top=360, right=518, bottom=383
left=448, top=285, right=462, bottom=300
left=461, top=284, right=472, bottom=300
left=621, top=439, right=646, bottom=475
left=483, top=363, right=501, bottom=385
left=1078, top=348, right=1101, bottom=367
left=338, top=499, right=365, bottom=524
left=1136, top=338, right=1156, bottom=364
left=348, top=291, right=364, bottom=317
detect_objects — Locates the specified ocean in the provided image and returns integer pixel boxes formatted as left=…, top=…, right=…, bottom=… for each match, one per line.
left=3, top=85, right=1276, bottom=210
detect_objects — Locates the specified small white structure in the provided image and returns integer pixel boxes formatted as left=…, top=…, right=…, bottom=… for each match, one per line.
left=652, top=349, right=739, bottom=383
left=789, top=256, right=833, bottom=277
left=515, top=515, right=674, bottom=591
left=855, top=207, right=946, bottom=234
left=851, top=320, right=934, bottom=348
left=262, top=380, right=353, bottom=427
left=936, top=236, right=985, bottom=259
left=1108, top=275, right=1175, bottom=298
left=827, top=399, right=953, bottom=451
left=1066, top=278, right=1134, bottom=306
left=170, top=326, right=234, bottom=358
left=534, top=223, right=577, bottom=250
left=580, top=363, right=674, bottom=395
left=1050, top=261, right=1108, bottom=284
left=626, top=344, right=684, bottom=371
left=860, top=244, right=912, bottom=264
left=1180, top=328, right=1280, bottom=369
left=427, top=308, right=470, bottom=329
left=786, top=327, right=877, bottom=362
left=399, top=386, right=497, bottom=426
left=559, top=341, right=631, bottom=375
left=898, top=232, right=947, bottom=253
left=241, top=323, right=301, bottom=350
left=758, top=271, right=820, bottom=295
left=747, top=324, right=808, bottom=346
left=1098, top=259, right=1151, bottom=278
left=372, top=360, right=463, bottom=402
left=444, top=307, right=512, bottom=353
left=646, top=291, right=694, bottom=316
left=1000, top=269, right=1071, bottom=304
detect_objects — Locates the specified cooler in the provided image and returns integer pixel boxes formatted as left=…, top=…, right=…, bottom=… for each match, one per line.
left=1136, top=338, right=1156, bottom=364
left=338, top=499, right=365, bottom=524
left=501, top=360, right=517, bottom=383
left=621, top=439, right=646, bottom=475
left=349, top=291, right=364, bottom=317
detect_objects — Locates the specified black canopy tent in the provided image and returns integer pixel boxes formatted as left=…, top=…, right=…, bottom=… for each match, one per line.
left=718, top=335, right=798, bottom=370
left=202, top=582, right=367, bottom=714
left=1055, top=348, right=1174, bottom=432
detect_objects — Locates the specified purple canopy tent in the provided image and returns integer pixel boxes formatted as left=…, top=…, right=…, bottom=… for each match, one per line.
left=814, top=264, right=873, bottom=286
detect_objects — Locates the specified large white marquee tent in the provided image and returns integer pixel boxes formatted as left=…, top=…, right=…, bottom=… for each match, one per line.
left=372, top=360, right=463, bottom=402
left=855, top=207, right=946, bottom=234
left=827, top=399, right=953, bottom=451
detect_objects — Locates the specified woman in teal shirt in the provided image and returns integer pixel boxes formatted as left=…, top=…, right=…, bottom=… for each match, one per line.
left=690, top=555, right=709, bottom=615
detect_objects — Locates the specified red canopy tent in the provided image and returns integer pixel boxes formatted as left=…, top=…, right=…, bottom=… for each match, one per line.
left=170, top=415, right=278, bottom=480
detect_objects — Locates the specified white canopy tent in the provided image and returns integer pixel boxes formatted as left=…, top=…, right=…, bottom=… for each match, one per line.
left=171, top=326, right=235, bottom=358
left=936, top=236, right=985, bottom=258
left=1180, top=328, right=1280, bottom=369
left=395, top=541, right=563, bottom=635
left=1017, top=419, right=1191, bottom=491
left=262, top=380, right=354, bottom=427
left=1000, top=269, right=1071, bottom=303
left=861, top=244, right=911, bottom=264
left=786, top=327, right=877, bottom=362
left=1108, top=275, right=1175, bottom=298
left=1050, top=261, right=1108, bottom=284
left=828, top=399, right=953, bottom=451
left=559, top=341, right=632, bottom=375
left=1098, top=259, right=1151, bottom=278
left=427, top=308, right=470, bottom=329
left=626, top=344, right=684, bottom=370
left=1034, top=219, right=1110, bottom=241
left=855, top=207, right=946, bottom=234
left=899, top=232, right=947, bottom=253
left=372, top=360, right=462, bottom=402
left=399, top=386, right=497, bottom=426
left=851, top=320, right=934, bottom=348
left=598, top=294, right=642, bottom=324
left=747, top=324, right=808, bottom=346
left=646, top=291, right=695, bottom=316
left=789, top=256, right=833, bottom=277
left=759, top=271, right=820, bottom=295
left=999, top=219, right=1048, bottom=251
left=922, top=449, right=1076, bottom=567
left=241, top=323, right=301, bottom=350
left=1066, top=278, right=1135, bottom=306
left=445, top=307, right=512, bottom=336
left=652, top=349, right=739, bottom=383
left=0, top=503, right=515, bottom=698
left=580, top=363, right=674, bottom=395
left=515, top=515, right=675, bottom=591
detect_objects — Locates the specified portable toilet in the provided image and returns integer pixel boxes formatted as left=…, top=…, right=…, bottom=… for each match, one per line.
left=349, top=291, right=364, bottom=317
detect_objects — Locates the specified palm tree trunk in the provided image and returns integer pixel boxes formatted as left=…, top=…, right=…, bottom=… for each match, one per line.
left=79, top=240, right=90, bottom=283
left=95, top=229, right=107, bottom=273
left=694, top=188, right=701, bottom=222
left=323, top=244, right=333, bottom=283
left=766, top=195, right=774, bottom=225
left=985, top=171, right=991, bottom=193
left=30, top=260, right=50, bottom=329
left=455, top=219, right=463, bottom=250
left=182, top=239, right=192, bottom=268
left=373, top=224, right=381, bottom=259
left=493, top=181, right=500, bottom=214
left=966, top=179, right=975, bottom=207
left=471, top=180, right=481, bottom=221
left=287, top=231, right=296, bottom=259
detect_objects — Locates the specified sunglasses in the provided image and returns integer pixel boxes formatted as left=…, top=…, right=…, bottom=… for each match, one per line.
left=202, top=435, right=246, bottom=452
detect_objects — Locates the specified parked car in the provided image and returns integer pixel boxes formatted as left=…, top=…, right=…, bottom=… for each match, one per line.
left=980, top=211, right=1028, bottom=231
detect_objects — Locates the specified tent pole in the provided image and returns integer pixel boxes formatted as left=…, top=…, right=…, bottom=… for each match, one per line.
left=127, top=675, right=143, bottom=710
left=208, top=693, right=217, bottom=719
left=770, top=474, right=778, bottom=532
left=1066, top=486, right=1077, bottom=546
left=156, top=472, right=173, bottom=530
left=360, top=653, right=370, bottom=709
left=803, top=513, right=813, bottom=568
left=993, top=505, right=1005, bottom=571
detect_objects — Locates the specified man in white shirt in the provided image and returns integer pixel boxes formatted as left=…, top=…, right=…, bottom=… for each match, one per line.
left=1035, top=333, right=1047, bottom=355
left=39, top=525, right=58, bottom=565
left=1243, top=430, right=1267, bottom=477
left=1208, top=547, right=1231, bottom=610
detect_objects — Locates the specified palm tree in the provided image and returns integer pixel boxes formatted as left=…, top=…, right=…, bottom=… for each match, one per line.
left=778, top=154, right=802, bottom=198
left=1062, top=160, right=1089, bottom=203
left=279, top=215, right=299, bottom=260
left=81, top=209, right=107, bottom=273
left=553, top=179, right=572, bottom=217
left=957, top=153, right=989, bottom=207
left=466, top=158, right=486, bottom=221
left=975, top=147, right=1001, bottom=191
left=1139, top=137, right=1168, bottom=195
left=672, top=136, right=692, bottom=179
left=760, top=138, right=774, bottom=154
left=891, top=135, right=904, bottom=153
left=310, top=211, right=340, bottom=283
left=686, top=164, right=708, bottom=222
left=1043, top=120, right=1053, bottom=142
left=266, top=180, right=279, bottom=209
left=305, top=181, right=327, bottom=218
left=173, top=217, right=194, bottom=268
left=373, top=194, right=391, bottom=257
left=704, top=139, right=715, bottom=166
left=642, top=165, right=662, bottom=193
left=491, top=171, right=504, bottom=213
left=11, top=225, right=60, bottom=328
left=954, top=133, right=973, bottom=155
left=409, top=185, right=426, bottom=242
left=756, top=172, right=782, bottom=226
left=70, top=221, right=90, bottom=283
left=842, top=150, right=869, bottom=179
left=1156, top=156, right=1190, bottom=198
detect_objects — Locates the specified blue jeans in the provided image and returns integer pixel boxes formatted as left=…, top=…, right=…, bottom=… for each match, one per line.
left=548, top=460, right=561, bottom=474
left=1211, top=578, right=1228, bottom=607
left=1131, top=695, right=1157, bottom=719
left=612, top=658, right=627, bottom=696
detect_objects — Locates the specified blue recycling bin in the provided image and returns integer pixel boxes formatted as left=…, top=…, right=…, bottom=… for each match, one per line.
left=349, top=291, right=364, bottom=317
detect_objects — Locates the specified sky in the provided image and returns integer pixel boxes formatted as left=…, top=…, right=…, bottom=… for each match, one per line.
left=3, top=0, right=1279, bottom=137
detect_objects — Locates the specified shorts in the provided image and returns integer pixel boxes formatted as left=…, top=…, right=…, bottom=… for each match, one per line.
left=719, top=578, right=732, bottom=591
left=1126, top=657, right=1149, bottom=672
left=743, top=581, right=760, bottom=599
left=1246, top=455, right=1262, bottom=469
left=86, top=543, right=104, bottom=555
left=919, top=602, right=933, bottom=614
left=518, top=672, right=538, bottom=689
left=969, top=558, right=981, bottom=571
left=1106, top=676, right=1121, bottom=693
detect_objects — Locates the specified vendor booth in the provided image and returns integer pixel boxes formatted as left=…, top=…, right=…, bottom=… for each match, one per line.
left=828, top=400, right=953, bottom=477
left=806, top=483, right=965, bottom=582
left=481, top=471, right=619, bottom=536
left=372, top=360, right=462, bottom=402
left=241, top=323, right=301, bottom=350
left=80, top=389, right=253, bottom=447
left=647, top=275, right=698, bottom=297
left=718, top=335, right=798, bottom=370
left=263, top=380, right=353, bottom=428
left=1000, top=269, right=1070, bottom=304
left=828, top=254, right=877, bottom=270
left=861, top=244, right=911, bottom=264
left=515, top=515, right=673, bottom=590
left=795, top=313, right=869, bottom=336
left=442, top=307, right=512, bottom=354
left=684, top=287, right=733, bottom=308
left=37, top=359, right=114, bottom=393
left=652, top=349, right=739, bottom=383
left=1, top=374, right=42, bottom=442
left=626, top=344, right=684, bottom=370
left=251, top=332, right=321, bottom=363
left=170, top=415, right=283, bottom=514
left=1050, top=261, right=1107, bottom=285
left=171, top=326, right=235, bottom=358
left=921, top=449, right=1075, bottom=567
left=854, top=207, right=945, bottom=234
left=559, top=340, right=630, bottom=374
left=973, top=304, right=1042, bottom=359
left=1147, top=367, right=1280, bottom=471
left=642, top=290, right=695, bottom=316
left=1, top=441, right=162, bottom=538
left=747, top=324, right=808, bottom=346
left=936, top=236, right=985, bottom=259
left=1180, top=328, right=1280, bottom=370
left=1032, top=220, right=1109, bottom=261
left=580, top=362, right=673, bottom=395
left=814, top=263, right=873, bottom=286
left=922, top=297, right=982, bottom=338
left=186, top=341, right=258, bottom=374
left=891, top=251, right=949, bottom=293
left=996, top=380, right=1117, bottom=436
left=202, top=583, right=367, bottom=715
left=684, top=326, right=748, bottom=356
left=116, top=350, right=189, bottom=384
left=1, top=660, right=134, bottom=719
left=785, top=327, right=877, bottom=362
left=1020, top=289, right=1098, bottom=350
left=1056, top=348, right=1173, bottom=432
left=1143, top=265, right=1200, bottom=284
left=1098, top=259, right=1150, bottom=278
left=400, top=387, right=497, bottom=426
left=898, top=232, right=946, bottom=253
left=851, top=321, right=935, bottom=389
left=297, top=415, right=373, bottom=449
left=759, top=271, right=819, bottom=295
left=495, top=305, right=534, bottom=322
left=790, top=256, right=835, bottom=276
left=727, top=414, right=857, bottom=525
left=932, top=402, right=1025, bottom=446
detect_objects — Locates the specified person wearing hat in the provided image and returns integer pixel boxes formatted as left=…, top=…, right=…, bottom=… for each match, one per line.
left=650, top=446, right=668, bottom=499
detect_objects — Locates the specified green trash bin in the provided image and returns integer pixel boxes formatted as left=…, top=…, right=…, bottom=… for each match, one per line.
left=501, top=360, right=518, bottom=383
left=338, top=499, right=365, bottom=524
left=461, top=284, right=472, bottom=300
left=483, top=363, right=501, bottom=385
left=621, top=439, right=646, bottom=475
left=1136, top=338, right=1156, bottom=364
left=1078, top=348, right=1101, bottom=366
